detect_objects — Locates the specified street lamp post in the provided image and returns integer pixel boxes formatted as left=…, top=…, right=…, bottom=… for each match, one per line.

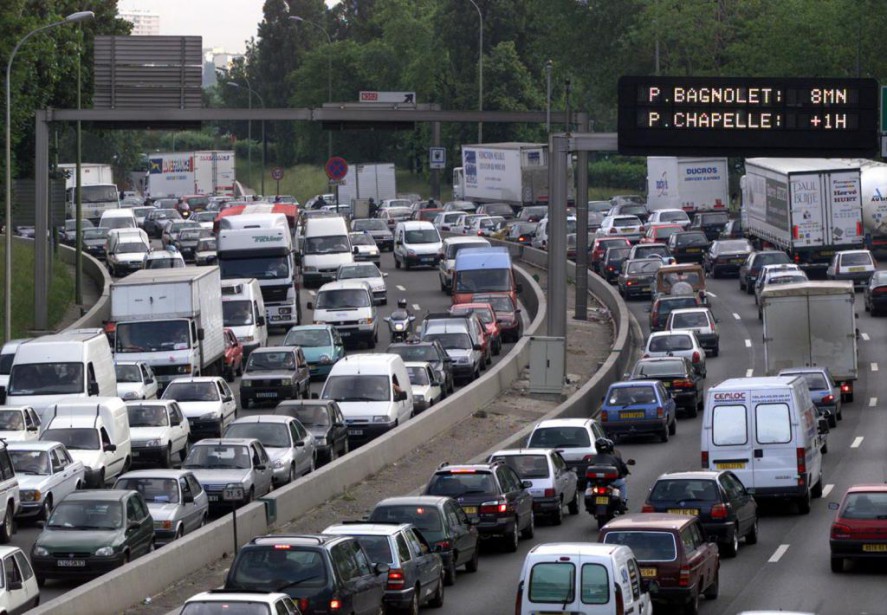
left=466, top=0, right=483, bottom=143
left=545, top=60, right=552, bottom=133
left=4, top=10, right=94, bottom=342
left=290, top=16, right=333, bottom=159
left=226, top=81, right=266, bottom=196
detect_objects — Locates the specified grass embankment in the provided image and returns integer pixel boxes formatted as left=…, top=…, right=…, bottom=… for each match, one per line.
left=0, top=242, right=74, bottom=338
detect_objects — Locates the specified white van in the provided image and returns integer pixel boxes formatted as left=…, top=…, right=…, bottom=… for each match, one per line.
left=106, top=228, right=151, bottom=277
left=0, top=338, right=30, bottom=390
left=516, top=542, right=653, bottom=615
left=221, top=278, right=268, bottom=357
left=301, top=216, right=354, bottom=288
left=438, top=236, right=490, bottom=294
left=700, top=376, right=825, bottom=513
left=40, top=397, right=132, bottom=487
left=5, top=329, right=116, bottom=419
left=309, top=280, right=378, bottom=348
left=98, top=208, right=138, bottom=231
left=393, top=221, right=443, bottom=270
left=320, top=354, right=412, bottom=447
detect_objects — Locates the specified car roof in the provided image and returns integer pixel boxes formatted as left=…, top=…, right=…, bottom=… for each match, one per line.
left=602, top=512, right=697, bottom=530
left=318, top=280, right=372, bottom=292
left=7, top=440, right=62, bottom=451
left=654, top=471, right=725, bottom=482
left=533, top=418, right=594, bottom=429
left=249, top=533, right=344, bottom=548
left=844, top=484, right=887, bottom=494
left=435, top=463, right=494, bottom=474
left=648, top=330, right=695, bottom=339
left=323, top=523, right=411, bottom=537
left=192, top=438, right=259, bottom=447
left=117, top=469, right=195, bottom=479
left=168, top=376, right=223, bottom=384
left=609, top=380, right=659, bottom=388
left=65, top=489, right=132, bottom=502
left=249, top=346, right=296, bottom=354
left=529, top=542, right=623, bottom=558
left=230, top=415, right=292, bottom=425
left=403, top=361, right=433, bottom=370
left=669, top=307, right=712, bottom=316
left=489, top=448, right=554, bottom=457
left=375, top=496, right=452, bottom=508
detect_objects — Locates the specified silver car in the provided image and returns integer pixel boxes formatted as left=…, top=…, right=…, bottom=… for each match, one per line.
left=114, top=469, right=209, bottom=545
left=181, top=438, right=274, bottom=510
left=224, top=415, right=316, bottom=487
left=8, top=441, right=85, bottom=520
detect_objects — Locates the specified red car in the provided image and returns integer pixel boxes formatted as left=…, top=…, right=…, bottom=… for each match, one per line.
left=472, top=293, right=523, bottom=343
left=223, top=328, right=244, bottom=382
left=590, top=237, right=631, bottom=274
left=449, top=302, right=503, bottom=355
left=640, top=223, right=684, bottom=245
left=829, top=484, right=887, bottom=572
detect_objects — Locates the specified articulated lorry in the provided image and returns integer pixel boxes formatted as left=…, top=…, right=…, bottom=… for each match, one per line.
left=831, top=158, right=887, bottom=253
left=336, top=162, right=397, bottom=206
left=741, top=158, right=864, bottom=274
left=146, top=150, right=236, bottom=198
left=110, top=267, right=225, bottom=389
left=761, top=280, right=858, bottom=402
left=646, top=157, right=729, bottom=215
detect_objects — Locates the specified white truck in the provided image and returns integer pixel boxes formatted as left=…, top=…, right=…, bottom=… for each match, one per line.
left=217, top=213, right=301, bottom=329
left=646, top=157, right=730, bottom=214
left=453, top=142, right=573, bottom=206
left=59, top=163, right=119, bottom=224
left=336, top=162, right=397, bottom=207
left=761, top=280, right=858, bottom=402
left=834, top=158, right=887, bottom=253
left=741, top=158, right=864, bottom=275
left=110, top=267, right=226, bottom=389
left=146, top=150, right=236, bottom=198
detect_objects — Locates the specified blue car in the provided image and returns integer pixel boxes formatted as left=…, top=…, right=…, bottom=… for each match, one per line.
left=778, top=367, right=842, bottom=427
left=282, top=324, right=345, bottom=379
left=599, top=380, right=677, bottom=442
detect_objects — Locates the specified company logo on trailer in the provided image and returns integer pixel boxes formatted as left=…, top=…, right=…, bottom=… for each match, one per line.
left=872, top=187, right=887, bottom=202
left=655, top=171, right=669, bottom=197
left=686, top=167, right=719, bottom=175
left=713, top=392, right=745, bottom=401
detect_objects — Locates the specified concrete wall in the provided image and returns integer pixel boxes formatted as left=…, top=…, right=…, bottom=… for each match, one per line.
left=56, top=244, right=112, bottom=331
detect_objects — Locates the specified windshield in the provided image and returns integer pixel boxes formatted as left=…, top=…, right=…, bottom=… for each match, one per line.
left=659, top=211, right=688, bottom=222
left=700, top=213, right=729, bottom=225
left=632, top=360, right=686, bottom=378
left=338, top=265, right=381, bottom=280
left=446, top=243, right=485, bottom=259
left=72, top=185, right=118, bottom=204
left=0, top=354, right=13, bottom=376
left=83, top=229, right=108, bottom=241
left=0, top=410, right=25, bottom=431
left=288, top=406, right=330, bottom=427
left=650, top=479, right=720, bottom=503
left=613, top=216, right=641, bottom=227
left=406, top=366, right=430, bottom=386
left=606, top=248, right=630, bottom=261
left=227, top=547, right=327, bottom=592
left=427, top=472, right=496, bottom=498
left=42, top=428, right=99, bottom=451
left=490, top=454, right=550, bottom=479
left=116, top=477, right=179, bottom=504
left=315, top=289, right=371, bottom=309
left=654, top=226, right=681, bottom=239
left=116, top=321, right=190, bottom=352
left=183, top=444, right=251, bottom=470
left=162, top=382, right=219, bottom=402
left=634, top=246, right=668, bottom=258
left=649, top=335, right=693, bottom=352
left=304, top=235, right=350, bottom=254
left=246, top=351, right=295, bottom=372
left=451, top=307, right=493, bottom=324
left=455, top=269, right=511, bottom=293
left=425, top=333, right=471, bottom=350
left=675, top=233, right=709, bottom=247
left=369, top=505, right=444, bottom=535
left=528, top=426, right=591, bottom=449
left=145, top=257, right=184, bottom=269
left=283, top=328, right=331, bottom=348
left=841, top=252, right=873, bottom=266
left=474, top=295, right=515, bottom=313
left=607, top=385, right=657, bottom=405
left=115, top=364, right=142, bottom=383
left=116, top=242, right=148, bottom=254
left=352, top=219, right=388, bottom=231
left=104, top=218, right=135, bottom=230
left=389, top=346, right=438, bottom=362
left=840, top=492, right=887, bottom=519
left=179, top=231, right=203, bottom=241
left=323, top=375, right=390, bottom=402
left=127, top=403, right=170, bottom=427
left=718, top=240, right=752, bottom=252
left=8, top=362, right=83, bottom=395
left=405, top=229, right=440, bottom=244
left=225, top=422, right=291, bottom=448
left=9, top=450, right=50, bottom=475
left=48, top=500, right=123, bottom=530
left=219, top=255, right=290, bottom=281
left=223, top=301, right=254, bottom=326
left=627, top=260, right=662, bottom=274
left=350, top=234, right=374, bottom=246
left=783, top=372, right=829, bottom=391
left=603, top=531, right=677, bottom=561
left=352, top=536, right=393, bottom=565
left=671, top=312, right=710, bottom=329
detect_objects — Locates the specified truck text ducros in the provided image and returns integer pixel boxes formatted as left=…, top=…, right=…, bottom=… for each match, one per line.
left=646, top=157, right=729, bottom=214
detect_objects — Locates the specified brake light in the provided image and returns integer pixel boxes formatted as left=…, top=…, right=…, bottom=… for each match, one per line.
left=480, top=501, right=508, bottom=515
left=679, top=564, right=691, bottom=587
left=641, top=504, right=655, bottom=513
left=601, top=410, right=608, bottom=422
left=609, top=228, right=617, bottom=234
left=673, top=379, right=693, bottom=388
left=840, top=382, right=851, bottom=393
left=449, top=469, right=477, bottom=473
left=794, top=252, right=801, bottom=263
left=478, top=230, right=484, bottom=236
left=435, top=540, right=452, bottom=550
left=656, top=406, right=664, bottom=418
left=329, top=598, right=342, bottom=611
left=515, top=585, right=523, bottom=615
left=857, top=221, right=863, bottom=235
left=386, top=569, right=406, bottom=590
left=592, top=486, right=608, bottom=494
left=796, top=447, right=807, bottom=475
left=822, top=394, right=835, bottom=404
left=874, top=287, right=887, bottom=295
left=701, top=451, right=709, bottom=468
left=298, top=598, right=310, bottom=612
left=615, top=583, right=625, bottom=615
left=711, top=503, right=728, bottom=519
left=543, top=488, right=556, bottom=497
left=692, top=351, right=701, bottom=363
left=831, top=523, right=852, bottom=540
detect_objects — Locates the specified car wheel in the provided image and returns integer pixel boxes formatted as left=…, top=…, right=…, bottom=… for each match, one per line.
left=306, top=455, right=316, bottom=475
left=443, top=556, right=457, bottom=586
left=465, top=545, right=479, bottom=573
left=831, top=556, right=844, bottom=573
left=703, top=570, right=719, bottom=600
left=660, top=427, right=669, bottom=443
left=568, top=488, right=580, bottom=515
left=552, top=499, right=564, bottom=525
left=36, top=575, right=46, bottom=588
left=521, top=511, right=535, bottom=539
left=175, top=525, right=184, bottom=541
left=179, top=439, right=191, bottom=462
left=812, top=476, right=823, bottom=498
left=828, top=413, right=837, bottom=429
left=404, top=589, right=419, bottom=615
left=797, top=490, right=811, bottom=514
left=160, top=444, right=172, bottom=469
left=668, top=416, right=677, bottom=435
left=684, top=590, right=700, bottom=615
left=286, top=464, right=296, bottom=484
left=41, top=494, right=54, bottom=522
left=721, top=524, right=739, bottom=558
left=428, top=571, right=445, bottom=608
left=503, top=523, right=519, bottom=553
left=711, top=345, right=719, bottom=357
left=746, top=517, right=759, bottom=545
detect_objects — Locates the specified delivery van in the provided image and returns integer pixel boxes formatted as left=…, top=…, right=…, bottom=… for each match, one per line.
left=5, top=329, right=116, bottom=418
left=700, top=376, right=826, bottom=514
left=221, top=278, right=268, bottom=357
left=301, top=216, right=354, bottom=287
left=40, top=397, right=132, bottom=487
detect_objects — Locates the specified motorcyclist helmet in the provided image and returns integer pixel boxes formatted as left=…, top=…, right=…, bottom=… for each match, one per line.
left=595, top=437, right=615, bottom=454
left=397, top=298, right=408, bottom=310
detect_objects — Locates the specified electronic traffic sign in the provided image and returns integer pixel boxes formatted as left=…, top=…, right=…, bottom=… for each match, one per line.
left=617, top=76, right=879, bottom=157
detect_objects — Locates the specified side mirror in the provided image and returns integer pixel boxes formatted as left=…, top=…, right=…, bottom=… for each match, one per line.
left=295, top=440, right=305, bottom=447
left=88, top=382, right=100, bottom=396
left=307, top=302, right=314, bottom=310
left=311, top=392, right=319, bottom=400
left=104, top=443, right=117, bottom=453
left=382, top=272, right=389, bottom=278
left=257, top=316, right=266, bottom=326
left=127, top=521, right=140, bottom=531
left=626, top=459, right=636, bottom=466
left=375, top=563, right=390, bottom=575
left=396, top=390, right=408, bottom=402
left=353, top=246, right=359, bottom=254
left=255, top=464, right=267, bottom=471
left=521, top=480, right=533, bottom=489
left=225, top=394, right=234, bottom=402
left=183, top=492, right=195, bottom=504
left=473, top=344, right=482, bottom=351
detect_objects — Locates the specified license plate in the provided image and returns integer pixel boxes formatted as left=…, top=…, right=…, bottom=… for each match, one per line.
left=58, top=560, right=86, bottom=567
left=595, top=496, right=610, bottom=505
left=716, top=462, right=745, bottom=470
left=620, top=411, right=646, bottom=419
left=668, top=508, right=699, bottom=516
left=132, top=451, right=141, bottom=458
left=339, top=331, right=352, bottom=337
left=686, top=248, right=701, bottom=253
left=207, top=495, right=219, bottom=502
left=640, top=567, right=657, bottom=578
left=256, top=392, right=278, bottom=398
left=862, top=544, right=887, bottom=552
left=348, top=429, right=363, bottom=436
left=848, top=266, right=866, bottom=272
left=462, top=506, right=477, bottom=515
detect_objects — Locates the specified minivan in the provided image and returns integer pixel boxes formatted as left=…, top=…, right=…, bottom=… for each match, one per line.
left=309, top=280, right=378, bottom=349
left=516, top=542, right=653, bottom=615
left=105, top=228, right=151, bottom=277
left=393, top=221, right=443, bottom=270
left=438, top=236, right=490, bottom=294
left=301, top=216, right=354, bottom=288
left=98, top=208, right=138, bottom=231
left=700, top=376, right=827, bottom=514
left=221, top=278, right=268, bottom=357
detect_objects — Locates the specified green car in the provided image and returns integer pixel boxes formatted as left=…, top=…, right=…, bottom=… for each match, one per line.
left=30, top=490, right=154, bottom=584
left=282, top=324, right=345, bottom=380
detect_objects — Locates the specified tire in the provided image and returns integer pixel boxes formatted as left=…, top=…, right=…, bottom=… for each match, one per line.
left=831, top=556, right=844, bottom=573
left=174, top=525, right=184, bottom=541
left=711, top=345, right=719, bottom=357
left=404, top=590, right=419, bottom=615
left=568, top=489, right=580, bottom=515
left=521, top=511, right=535, bottom=539
left=703, top=571, right=719, bottom=600
left=797, top=490, right=812, bottom=514
left=828, top=413, right=837, bottom=429
left=668, top=417, right=677, bottom=435
left=745, top=279, right=754, bottom=295
left=394, top=255, right=401, bottom=269
left=180, top=439, right=190, bottom=462
left=161, top=445, right=172, bottom=469
left=40, top=494, right=53, bottom=522
left=36, top=575, right=45, bottom=588
left=287, top=464, right=296, bottom=485
left=721, top=525, right=739, bottom=558
left=746, top=518, right=759, bottom=545
left=503, top=523, right=519, bottom=553
left=443, top=556, right=457, bottom=586
left=812, top=476, right=823, bottom=498
left=684, top=590, right=700, bottom=615
left=686, top=401, right=699, bottom=419
left=465, top=545, right=479, bottom=573
left=428, top=572, right=445, bottom=608
left=660, top=427, right=669, bottom=443
left=552, top=499, right=564, bottom=525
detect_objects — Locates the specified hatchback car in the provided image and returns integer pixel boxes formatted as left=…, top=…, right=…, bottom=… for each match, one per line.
left=739, top=250, right=792, bottom=293
left=472, top=293, right=523, bottom=343
left=778, top=367, right=843, bottom=426
left=609, top=201, right=650, bottom=223
left=126, top=399, right=191, bottom=468
left=599, top=513, right=720, bottom=614
left=618, top=258, right=662, bottom=299
left=526, top=418, right=607, bottom=488
left=600, top=246, right=632, bottom=282
left=224, top=533, right=387, bottom=613
left=506, top=221, right=538, bottom=244
left=143, top=208, right=181, bottom=239
left=666, top=307, right=719, bottom=356
left=600, top=380, right=676, bottom=442
left=646, top=208, right=690, bottom=229
left=421, top=322, right=484, bottom=383
left=0, top=405, right=40, bottom=442
left=336, top=262, right=388, bottom=305
left=648, top=294, right=702, bottom=333
left=239, top=346, right=311, bottom=408
left=597, top=215, right=645, bottom=243
left=0, top=545, right=40, bottom=612
left=590, top=237, right=632, bottom=273
left=181, top=438, right=273, bottom=511
left=826, top=249, right=877, bottom=288
left=688, top=210, right=730, bottom=240
left=274, top=400, right=349, bottom=465
left=667, top=231, right=710, bottom=264
left=629, top=356, right=704, bottom=417
left=643, top=331, right=707, bottom=378
left=704, top=239, right=754, bottom=278
left=225, top=415, right=316, bottom=486
left=349, top=232, right=381, bottom=265
left=754, top=263, right=804, bottom=306
left=643, top=471, right=758, bottom=557
left=628, top=242, right=673, bottom=263
left=174, top=227, right=211, bottom=262
left=162, top=376, right=237, bottom=439
left=143, top=248, right=186, bottom=270
left=422, top=462, right=535, bottom=552
left=487, top=448, right=580, bottom=525
left=82, top=227, right=110, bottom=259
left=829, top=484, right=887, bottom=572
left=864, top=269, right=887, bottom=316
left=387, top=340, right=454, bottom=396
left=181, top=591, right=299, bottom=615
left=283, top=325, right=346, bottom=380
left=322, top=523, right=444, bottom=612
left=403, top=361, right=444, bottom=412
left=114, top=360, right=159, bottom=401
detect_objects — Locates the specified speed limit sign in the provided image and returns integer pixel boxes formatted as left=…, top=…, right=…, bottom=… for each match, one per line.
left=271, top=167, right=284, bottom=181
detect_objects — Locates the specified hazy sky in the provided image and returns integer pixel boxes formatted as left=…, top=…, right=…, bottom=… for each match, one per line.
left=117, top=1, right=338, bottom=54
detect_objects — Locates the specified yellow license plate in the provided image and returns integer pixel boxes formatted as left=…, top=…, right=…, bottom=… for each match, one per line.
left=595, top=496, right=610, bottom=505
left=686, top=248, right=701, bottom=252
left=668, top=508, right=700, bottom=516
left=640, top=567, right=657, bottom=578
left=462, top=506, right=477, bottom=515
left=716, top=462, right=745, bottom=470
left=862, top=544, right=887, bottom=552
left=848, top=266, right=866, bottom=272
left=621, top=411, right=646, bottom=419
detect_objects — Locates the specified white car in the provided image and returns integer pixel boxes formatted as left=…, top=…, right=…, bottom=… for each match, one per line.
left=0, top=545, right=40, bottom=612
left=181, top=591, right=299, bottom=615
left=143, top=248, right=186, bottom=270
left=349, top=232, right=381, bottom=265
left=596, top=214, right=645, bottom=242
left=125, top=400, right=192, bottom=468
left=0, top=338, right=30, bottom=390
left=525, top=418, right=608, bottom=485
left=644, top=330, right=707, bottom=378
left=646, top=208, right=691, bottom=229
left=754, top=263, right=804, bottom=305
left=404, top=361, right=443, bottom=413
left=115, top=360, right=159, bottom=401
left=336, top=262, right=388, bottom=305
left=433, top=211, right=464, bottom=233
left=665, top=307, right=720, bottom=356
left=454, top=213, right=486, bottom=235
left=8, top=440, right=85, bottom=521
left=161, top=377, right=238, bottom=440
left=224, top=415, right=317, bottom=486
left=0, top=406, right=41, bottom=441
left=488, top=447, right=580, bottom=524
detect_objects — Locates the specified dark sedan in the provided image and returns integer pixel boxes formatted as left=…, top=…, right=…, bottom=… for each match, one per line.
left=704, top=238, right=754, bottom=278
left=600, top=246, right=631, bottom=282
left=667, top=231, right=710, bottom=264
left=617, top=258, right=662, bottom=299
left=274, top=399, right=350, bottom=465
left=689, top=210, right=730, bottom=241
left=738, top=250, right=792, bottom=293
left=506, top=221, right=538, bottom=245
left=629, top=356, right=704, bottom=417
left=864, top=270, right=887, bottom=316
left=143, top=208, right=182, bottom=239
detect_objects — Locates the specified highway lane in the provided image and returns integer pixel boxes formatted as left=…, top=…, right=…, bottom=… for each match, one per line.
left=438, top=269, right=887, bottom=614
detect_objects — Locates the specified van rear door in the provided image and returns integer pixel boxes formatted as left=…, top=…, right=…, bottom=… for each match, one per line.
left=706, top=394, right=755, bottom=490
left=748, top=389, right=797, bottom=494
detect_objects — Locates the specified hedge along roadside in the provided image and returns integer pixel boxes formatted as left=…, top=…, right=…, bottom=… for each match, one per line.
left=31, top=263, right=547, bottom=615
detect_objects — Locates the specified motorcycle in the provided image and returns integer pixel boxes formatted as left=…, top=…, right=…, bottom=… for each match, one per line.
left=384, top=311, right=415, bottom=343
left=584, top=460, right=635, bottom=529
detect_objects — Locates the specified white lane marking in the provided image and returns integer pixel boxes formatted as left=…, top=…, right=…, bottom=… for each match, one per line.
left=732, top=313, right=741, bottom=320
left=412, top=304, right=421, bottom=311
left=851, top=437, right=864, bottom=448
left=746, top=368, right=754, bottom=377
left=396, top=285, right=406, bottom=292
left=872, top=363, right=879, bottom=372
left=744, top=339, right=752, bottom=348
left=707, top=291, right=718, bottom=298
left=768, top=544, right=790, bottom=563
left=861, top=332, right=870, bottom=341
left=822, top=484, right=834, bottom=498
left=870, top=397, right=878, bottom=407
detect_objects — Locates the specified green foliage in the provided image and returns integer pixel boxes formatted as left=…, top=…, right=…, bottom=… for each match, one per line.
left=588, top=158, right=646, bottom=191
left=0, top=242, right=74, bottom=338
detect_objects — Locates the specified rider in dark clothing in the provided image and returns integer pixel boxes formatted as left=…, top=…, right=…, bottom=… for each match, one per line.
left=588, top=438, right=630, bottom=505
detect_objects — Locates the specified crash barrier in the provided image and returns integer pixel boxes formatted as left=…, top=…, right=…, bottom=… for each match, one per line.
left=33, top=263, right=546, bottom=614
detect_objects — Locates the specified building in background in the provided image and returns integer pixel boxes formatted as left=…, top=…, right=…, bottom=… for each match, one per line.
left=203, top=48, right=244, bottom=88
left=118, top=8, right=160, bottom=35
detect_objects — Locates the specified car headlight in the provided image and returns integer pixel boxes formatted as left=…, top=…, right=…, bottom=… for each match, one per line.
left=176, top=365, right=192, bottom=374
left=122, top=391, right=140, bottom=401
left=279, top=379, right=293, bottom=386
left=319, top=354, right=331, bottom=364
left=273, top=458, right=286, bottom=468
left=200, top=411, right=220, bottom=420
left=95, top=546, right=115, bottom=557
left=414, top=394, right=424, bottom=401
left=372, top=415, right=390, bottom=423
left=154, top=519, right=174, bottom=530
left=303, top=266, right=317, bottom=272
left=359, top=318, right=374, bottom=325
left=315, top=436, right=327, bottom=445
left=456, top=356, right=470, bottom=363
left=20, top=490, right=40, bottom=502
left=240, top=335, right=255, bottom=343
left=241, top=380, right=252, bottom=388
left=144, top=439, right=163, bottom=448
left=33, top=546, right=49, bottom=557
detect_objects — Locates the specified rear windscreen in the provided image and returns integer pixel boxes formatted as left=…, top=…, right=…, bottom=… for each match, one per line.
left=528, top=426, right=591, bottom=449
left=712, top=404, right=748, bottom=446
left=490, top=455, right=550, bottom=479
left=840, top=492, right=887, bottom=519
left=529, top=562, right=574, bottom=604
left=650, top=479, right=719, bottom=503
left=426, top=472, right=496, bottom=498
left=602, top=531, right=677, bottom=561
